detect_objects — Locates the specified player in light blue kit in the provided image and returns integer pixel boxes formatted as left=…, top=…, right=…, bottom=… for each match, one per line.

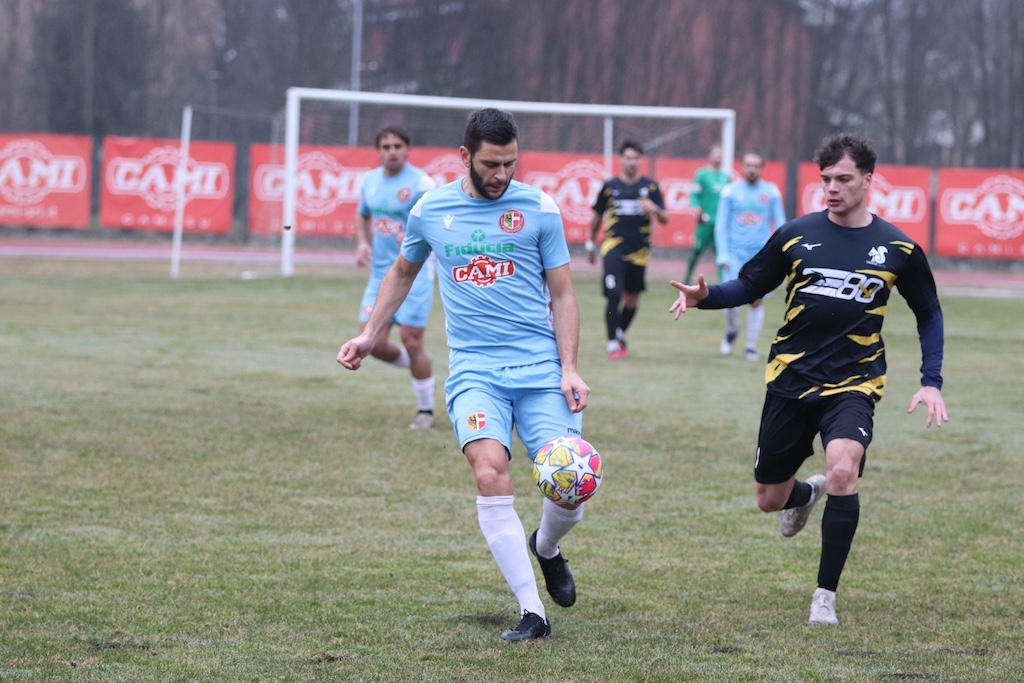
left=715, top=150, right=786, bottom=360
left=354, top=126, right=438, bottom=429
left=339, top=109, right=591, bottom=642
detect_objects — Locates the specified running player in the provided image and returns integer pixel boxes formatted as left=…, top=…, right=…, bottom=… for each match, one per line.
left=669, top=132, right=948, bottom=626
left=340, top=108, right=591, bottom=642
left=353, top=125, right=438, bottom=429
left=684, top=144, right=731, bottom=285
left=586, top=141, right=668, bottom=360
left=714, top=150, right=786, bottom=360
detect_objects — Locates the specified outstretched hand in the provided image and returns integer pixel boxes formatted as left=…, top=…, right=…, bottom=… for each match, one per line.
left=668, top=274, right=709, bottom=320
left=907, top=385, right=949, bottom=428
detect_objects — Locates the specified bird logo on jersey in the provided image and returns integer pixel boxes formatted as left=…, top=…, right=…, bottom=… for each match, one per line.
left=868, top=245, right=888, bottom=265
left=499, top=210, right=525, bottom=234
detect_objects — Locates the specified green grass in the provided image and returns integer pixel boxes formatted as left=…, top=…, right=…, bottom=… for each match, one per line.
left=1, top=257, right=1021, bottom=681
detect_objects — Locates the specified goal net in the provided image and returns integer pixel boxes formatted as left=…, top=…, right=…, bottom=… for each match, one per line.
left=275, top=88, right=736, bottom=276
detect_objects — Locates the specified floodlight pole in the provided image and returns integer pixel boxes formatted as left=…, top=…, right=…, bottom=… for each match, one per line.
left=171, top=104, right=192, bottom=279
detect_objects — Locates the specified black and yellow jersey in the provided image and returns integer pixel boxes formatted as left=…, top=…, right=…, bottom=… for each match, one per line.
left=592, top=176, right=664, bottom=265
left=736, top=210, right=941, bottom=401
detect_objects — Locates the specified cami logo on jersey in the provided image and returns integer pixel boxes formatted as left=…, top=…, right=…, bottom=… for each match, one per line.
left=248, top=143, right=377, bottom=236
left=797, top=163, right=931, bottom=248
left=0, top=134, right=91, bottom=228
left=936, top=169, right=1024, bottom=259
left=100, top=136, right=235, bottom=233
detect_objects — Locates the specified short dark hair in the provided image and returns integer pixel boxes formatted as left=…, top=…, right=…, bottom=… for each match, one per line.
left=814, top=132, right=876, bottom=174
left=742, top=149, right=765, bottom=163
left=375, top=125, right=411, bottom=148
left=463, top=108, right=518, bottom=154
left=619, top=140, right=643, bottom=156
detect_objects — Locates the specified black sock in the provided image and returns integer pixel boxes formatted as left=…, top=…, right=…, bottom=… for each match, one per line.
left=605, top=294, right=621, bottom=340
left=619, top=305, right=637, bottom=334
left=418, top=409, right=433, bottom=415
left=783, top=480, right=812, bottom=509
left=817, top=493, right=860, bottom=592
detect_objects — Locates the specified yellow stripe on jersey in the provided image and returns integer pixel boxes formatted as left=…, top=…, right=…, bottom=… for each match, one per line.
left=892, top=240, right=915, bottom=255
left=847, top=333, right=881, bottom=346
left=765, top=352, right=806, bottom=384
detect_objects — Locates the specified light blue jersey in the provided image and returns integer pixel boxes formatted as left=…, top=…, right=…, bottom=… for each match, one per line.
left=715, top=179, right=786, bottom=270
left=358, top=164, right=436, bottom=276
left=402, top=179, right=570, bottom=375
left=357, top=163, right=436, bottom=328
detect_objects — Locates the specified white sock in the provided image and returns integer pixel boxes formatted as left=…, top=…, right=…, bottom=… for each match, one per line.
left=390, top=346, right=411, bottom=369
left=724, top=308, right=740, bottom=338
left=411, top=376, right=434, bottom=412
left=535, top=498, right=584, bottom=559
left=746, top=306, right=765, bottom=351
left=477, top=496, right=545, bottom=618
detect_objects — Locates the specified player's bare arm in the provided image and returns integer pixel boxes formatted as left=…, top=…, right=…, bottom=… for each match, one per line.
left=585, top=213, right=601, bottom=265
left=546, top=264, right=589, bottom=413
left=338, top=254, right=423, bottom=370
left=354, top=212, right=373, bottom=267
left=641, top=198, right=669, bottom=224
left=668, top=274, right=709, bottom=320
left=907, top=385, right=949, bottom=428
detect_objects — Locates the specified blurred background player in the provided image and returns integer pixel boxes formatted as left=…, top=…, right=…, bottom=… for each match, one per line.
left=714, top=150, right=786, bottom=360
left=587, top=141, right=668, bottom=360
left=684, top=144, right=732, bottom=285
left=354, top=125, right=438, bottom=429
left=670, top=132, right=948, bottom=626
left=340, top=108, right=592, bottom=642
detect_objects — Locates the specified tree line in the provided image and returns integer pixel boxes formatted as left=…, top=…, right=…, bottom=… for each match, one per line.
left=1, top=0, right=1021, bottom=169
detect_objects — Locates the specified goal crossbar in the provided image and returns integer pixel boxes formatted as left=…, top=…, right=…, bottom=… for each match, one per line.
left=281, top=87, right=736, bottom=275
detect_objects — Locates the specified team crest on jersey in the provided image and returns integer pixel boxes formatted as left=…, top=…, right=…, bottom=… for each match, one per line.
left=396, top=187, right=410, bottom=202
left=467, top=412, right=486, bottom=430
left=452, top=255, right=515, bottom=287
left=499, top=210, right=525, bottom=234
left=867, top=245, right=888, bottom=265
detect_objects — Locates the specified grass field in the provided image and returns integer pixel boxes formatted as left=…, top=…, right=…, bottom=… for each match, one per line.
left=1, top=256, right=1021, bottom=682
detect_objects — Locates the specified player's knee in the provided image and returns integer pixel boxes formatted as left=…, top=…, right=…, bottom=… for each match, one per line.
left=825, top=464, right=858, bottom=494
left=756, top=485, right=787, bottom=512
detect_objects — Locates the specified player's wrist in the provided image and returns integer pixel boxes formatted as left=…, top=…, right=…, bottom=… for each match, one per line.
left=585, top=239, right=595, bottom=252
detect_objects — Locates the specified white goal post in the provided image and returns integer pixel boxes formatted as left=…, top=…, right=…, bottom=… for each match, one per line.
left=280, top=87, right=736, bottom=276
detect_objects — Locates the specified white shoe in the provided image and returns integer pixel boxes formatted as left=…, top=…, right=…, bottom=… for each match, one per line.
left=780, top=474, right=825, bottom=537
left=720, top=337, right=735, bottom=356
left=808, top=587, right=839, bottom=625
left=744, top=347, right=758, bottom=361
left=408, top=412, right=435, bottom=430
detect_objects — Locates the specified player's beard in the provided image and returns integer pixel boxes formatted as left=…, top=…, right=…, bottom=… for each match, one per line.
left=469, top=160, right=512, bottom=200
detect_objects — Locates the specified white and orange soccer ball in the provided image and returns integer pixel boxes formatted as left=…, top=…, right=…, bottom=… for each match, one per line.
left=532, top=436, right=603, bottom=506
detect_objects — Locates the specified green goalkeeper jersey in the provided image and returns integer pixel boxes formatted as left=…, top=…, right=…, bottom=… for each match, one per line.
left=690, top=166, right=731, bottom=223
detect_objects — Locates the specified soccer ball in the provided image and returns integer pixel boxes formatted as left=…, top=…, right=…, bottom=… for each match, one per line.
left=532, top=436, right=603, bottom=506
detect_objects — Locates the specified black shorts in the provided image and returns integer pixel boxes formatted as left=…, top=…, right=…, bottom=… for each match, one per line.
left=602, top=244, right=646, bottom=297
left=753, top=391, right=875, bottom=485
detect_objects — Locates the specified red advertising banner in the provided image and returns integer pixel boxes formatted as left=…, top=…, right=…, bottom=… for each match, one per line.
left=518, top=151, right=607, bottom=244
left=651, top=157, right=706, bottom=248
left=797, top=163, right=931, bottom=248
left=100, top=137, right=235, bottom=233
left=247, top=144, right=465, bottom=237
left=0, top=134, right=91, bottom=228
left=936, top=168, right=1024, bottom=259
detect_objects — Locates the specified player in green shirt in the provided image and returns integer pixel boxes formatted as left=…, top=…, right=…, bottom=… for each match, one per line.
left=684, top=145, right=732, bottom=284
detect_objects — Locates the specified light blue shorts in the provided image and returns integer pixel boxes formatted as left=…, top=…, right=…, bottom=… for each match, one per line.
left=359, top=259, right=435, bottom=328
left=446, top=360, right=583, bottom=460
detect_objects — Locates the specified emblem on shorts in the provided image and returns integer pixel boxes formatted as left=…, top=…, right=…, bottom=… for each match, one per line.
left=499, top=210, right=525, bottom=234
left=468, top=412, right=487, bottom=430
